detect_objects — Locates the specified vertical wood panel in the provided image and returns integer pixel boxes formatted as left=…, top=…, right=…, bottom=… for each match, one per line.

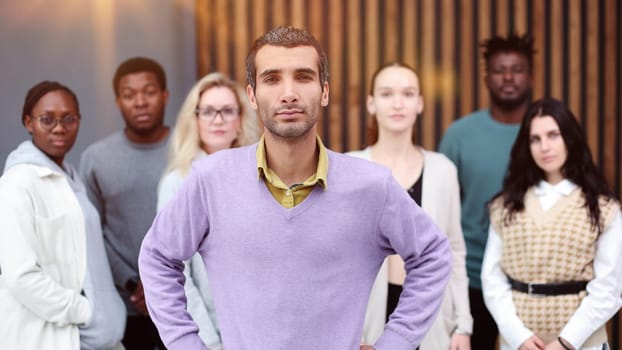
left=384, top=0, right=399, bottom=62
left=550, top=0, right=563, bottom=99
left=252, top=0, right=267, bottom=47
left=478, top=0, right=491, bottom=109
left=271, top=0, right=287, bottom=27
left=603, top=0, right=617, bottom=186
left=420, top=0, right=436, bottom=149
left=347, top=0, right=362, bottom=150
left=586, top=2, right=599, bottom=161
left=531, top=0, right=546, bottom=101
left=214, top=0, right=229, bottom=75
left=402, top=0, right=417, bottom=68
left=364, top=0, right=380, bottom=137
left=568, top=0, right=582, bottom=120
left=290, top=0, right=305, bottom=28
left=459, top=0, right=474, bottom=117
left=327, top=0, right=343, bottom=151
left=195, top=0, right=211, bottom=76
left=514, top=0, right=528, bottom=36
left=232, top=0, right=248, bottom=83
left=496, top=0, right=509, bottom=35
left=441, top=0, right=455, bottom=135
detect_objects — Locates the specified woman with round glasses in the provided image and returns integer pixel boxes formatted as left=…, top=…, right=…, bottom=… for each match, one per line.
left=155, top=72, right=260, bottom=349
left=0, top=81, right=125, bottom=349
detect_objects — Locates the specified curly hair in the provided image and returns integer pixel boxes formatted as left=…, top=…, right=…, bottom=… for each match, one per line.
left=496, top=98, right=615, bottom=232
left=481, top=33, right=536, bottom=72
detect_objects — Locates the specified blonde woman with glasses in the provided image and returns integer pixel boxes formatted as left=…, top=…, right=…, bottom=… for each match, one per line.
left=154, top=72, right=260, bottom=349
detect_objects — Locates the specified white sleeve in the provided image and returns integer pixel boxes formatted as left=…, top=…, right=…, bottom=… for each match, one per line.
left=184, top=256, right=222, bottom=349
left=157, top=171, right=183, bottom=212
left=481, top=225, right=533, bottom=349
left=559, top=211, right=622, bottom=348
left=0, top=175, right=91, bottom=327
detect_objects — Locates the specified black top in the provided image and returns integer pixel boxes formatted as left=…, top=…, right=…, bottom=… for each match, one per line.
left=386, top=167, right=424, bottom=321
left=406, top=168, right=423, bottom=206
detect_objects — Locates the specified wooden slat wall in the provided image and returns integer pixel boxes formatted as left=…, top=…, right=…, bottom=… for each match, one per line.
left=196, top=0, right=621, bottom=345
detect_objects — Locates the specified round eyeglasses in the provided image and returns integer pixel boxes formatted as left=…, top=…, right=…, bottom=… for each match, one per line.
left=31, top=114, right=81, bottom=131
left=194, top=106, right=240, bottom=122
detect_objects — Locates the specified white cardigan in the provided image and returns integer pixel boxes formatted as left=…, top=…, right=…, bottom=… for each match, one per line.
left=0, top=163, right=92, bottom=350
left=348, top=147, right=472, bottom=349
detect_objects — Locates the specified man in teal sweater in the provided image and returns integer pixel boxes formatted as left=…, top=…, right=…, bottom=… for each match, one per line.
left=438, top=33, right=535, bottom=350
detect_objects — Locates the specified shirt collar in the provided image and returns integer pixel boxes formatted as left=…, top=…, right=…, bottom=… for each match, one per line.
left=256, top=134, right=328, bottom=189
left=534, top=179, right=577, bottom=197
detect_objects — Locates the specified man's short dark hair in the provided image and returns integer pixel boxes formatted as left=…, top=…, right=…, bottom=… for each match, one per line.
left=481, top=33, right=535, bottom=72
left=112, top=57, right=167, bottom=96
left=245, top=26, right=328, bottom=91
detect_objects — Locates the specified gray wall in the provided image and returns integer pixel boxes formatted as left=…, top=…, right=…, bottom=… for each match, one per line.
left=0, top=0, right=197, bottom=165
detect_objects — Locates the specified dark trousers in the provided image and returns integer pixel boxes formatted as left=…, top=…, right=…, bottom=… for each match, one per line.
left=469, top=287, right=498, bottom=350
left=123, top=315, right=167, bottom=350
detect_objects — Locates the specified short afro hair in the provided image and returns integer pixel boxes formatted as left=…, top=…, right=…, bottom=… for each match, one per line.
left=481, top=33, right=535, bottom=72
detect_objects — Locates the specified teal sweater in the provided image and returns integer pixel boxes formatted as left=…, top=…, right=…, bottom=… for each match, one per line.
left=438, top=109, right=520, bottom=289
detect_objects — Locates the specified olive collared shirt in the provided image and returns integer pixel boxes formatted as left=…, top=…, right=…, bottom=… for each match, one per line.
left=257, top=135, right=328, bottom=208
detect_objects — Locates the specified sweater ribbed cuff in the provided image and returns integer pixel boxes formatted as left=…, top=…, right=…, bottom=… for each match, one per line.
left=373, top=328, right=417, bottom=350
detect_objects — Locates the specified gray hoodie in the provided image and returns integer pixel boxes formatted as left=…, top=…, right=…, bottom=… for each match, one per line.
left=4, top=141, right=126, bottom=350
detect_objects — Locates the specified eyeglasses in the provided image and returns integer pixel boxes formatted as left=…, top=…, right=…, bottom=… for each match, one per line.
left=31, top=114, right=81, bottom=131
left=194, top=106, right=240, bottom=122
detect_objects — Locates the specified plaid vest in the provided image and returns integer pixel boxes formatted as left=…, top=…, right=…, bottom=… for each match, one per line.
left=490, top=188, right=619, bottom=345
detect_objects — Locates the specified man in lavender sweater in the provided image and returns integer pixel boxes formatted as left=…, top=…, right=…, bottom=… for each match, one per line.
left=139, top=26, right=452, bottom=350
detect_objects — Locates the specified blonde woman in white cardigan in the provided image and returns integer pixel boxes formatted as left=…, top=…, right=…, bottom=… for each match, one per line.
left=349, top=63, right=472, bottom=350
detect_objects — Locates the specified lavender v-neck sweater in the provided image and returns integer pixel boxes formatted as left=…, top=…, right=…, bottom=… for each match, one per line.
left=139, top=144, right=451, bottom=350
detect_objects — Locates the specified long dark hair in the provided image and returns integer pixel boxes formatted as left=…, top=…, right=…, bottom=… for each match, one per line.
left=496, top=98, right=615, bottom=232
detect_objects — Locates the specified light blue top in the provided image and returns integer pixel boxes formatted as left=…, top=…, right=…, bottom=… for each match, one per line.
left=438, top=109, right=520, bottom=289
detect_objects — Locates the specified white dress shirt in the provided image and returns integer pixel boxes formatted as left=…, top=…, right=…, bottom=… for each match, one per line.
left=482, top=180, right=622, bottom=350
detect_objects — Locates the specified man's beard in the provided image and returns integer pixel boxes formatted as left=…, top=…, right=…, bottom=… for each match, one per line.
left=489, top=89, right=532, bottom=111
left=261, top=104, right=318, bottom=139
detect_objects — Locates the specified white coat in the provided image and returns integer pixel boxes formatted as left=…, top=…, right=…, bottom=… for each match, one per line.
left=0, top=161, right=91, bottom=350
